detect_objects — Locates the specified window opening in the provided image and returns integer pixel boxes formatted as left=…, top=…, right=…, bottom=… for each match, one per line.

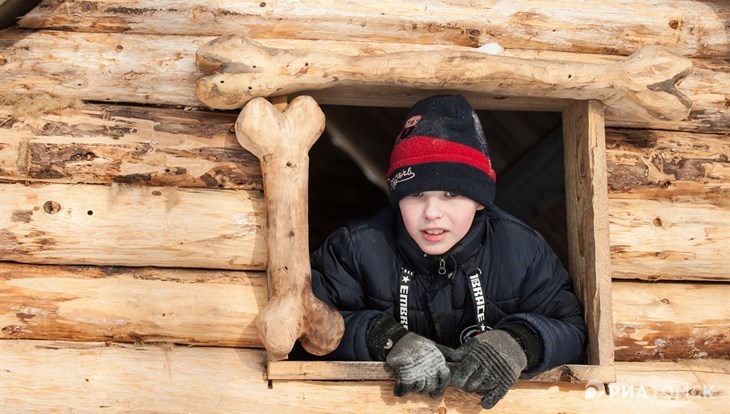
left=295, top=101, right=614, bottom=384
left=310, top=106, right=568, bottom=266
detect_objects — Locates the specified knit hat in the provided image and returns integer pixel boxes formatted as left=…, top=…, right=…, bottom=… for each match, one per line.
left=386, top=95, right=496, bottom=207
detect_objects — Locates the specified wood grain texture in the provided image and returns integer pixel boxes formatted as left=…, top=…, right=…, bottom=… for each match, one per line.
left=268, top=360, right=617, bottom=384
left=605, top=123, right=729, bottom=282
left=20, top=0, right=729, bottom=58
left=0, top=103, right=262, bottom=189
left=608, top=198, right=729, bottom=281
left=0, top=30, right=726, bottom=131
left=606, top=128, right=729, bottom=208
left=0, top=262, right=267, bottom=346
left=562, top=100, right=614, bottom=371
left=2, top=263, right=726, bottom=361
left=0, top=183, right=267, bottom=269
left=1, top=340, right=728, bottom=413
left=611, top=281, right=730, bottom=361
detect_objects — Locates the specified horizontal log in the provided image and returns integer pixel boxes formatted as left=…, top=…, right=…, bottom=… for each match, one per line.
left=2, top=262, right=727, bottom=360
left=0, top=30, right=726, bottom=131
left=0, top=183, right=267, bottom=269
left=1, top=175, right=726, bottom=280
left=0, top=29, right=206, bottom=106
left=0, top=263, right=266, bottom=346
left=2, top=102, right=726, bottom=196
left=606, top=128, right=729, bottom=208
left=20, top=0, right=729, bottom=59
left=613, top=359, right=729, bottom=401
left=0, top=103, right=262, bottom=189
left=1, top=340, right=728, bottom=413
left=611, top=281, right=730, bottom=361
left=608, top=198, right=729, bottom=281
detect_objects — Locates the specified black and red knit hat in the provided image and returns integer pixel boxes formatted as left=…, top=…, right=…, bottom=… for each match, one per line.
left=386, top=95, right=496, bottom=207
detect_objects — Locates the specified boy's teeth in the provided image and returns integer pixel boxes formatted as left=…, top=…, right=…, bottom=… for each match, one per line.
left=425, top=230, right=444, bottom=235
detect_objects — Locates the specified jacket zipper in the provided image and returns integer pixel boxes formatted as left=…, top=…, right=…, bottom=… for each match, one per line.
left=438, top=257, right=447, bottom=275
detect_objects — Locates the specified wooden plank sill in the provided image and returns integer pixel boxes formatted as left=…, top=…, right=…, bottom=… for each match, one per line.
left=268, top=361, right=616, bottom=383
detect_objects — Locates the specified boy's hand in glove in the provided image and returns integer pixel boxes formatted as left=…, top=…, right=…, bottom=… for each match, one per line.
left=449, top=329, right=527, bottom=409
left=387, top=331, right=451, bottom=397
left=367, top=315, right=450, bottom=398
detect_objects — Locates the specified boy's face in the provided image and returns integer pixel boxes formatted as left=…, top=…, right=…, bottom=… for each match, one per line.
left=399, top=191, right=485, bottom=256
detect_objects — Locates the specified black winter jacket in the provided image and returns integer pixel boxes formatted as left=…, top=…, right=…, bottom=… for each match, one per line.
left=309, top=205, right=586, bottom=373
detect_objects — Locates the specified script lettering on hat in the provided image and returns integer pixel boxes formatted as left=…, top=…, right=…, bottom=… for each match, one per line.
left=389, top=167, right=415, bottom=190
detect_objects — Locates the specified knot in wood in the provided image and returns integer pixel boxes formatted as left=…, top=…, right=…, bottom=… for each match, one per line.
left=43, top=201, right=61, bottom=214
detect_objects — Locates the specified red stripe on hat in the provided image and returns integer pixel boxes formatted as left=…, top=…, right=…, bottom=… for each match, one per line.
left=387, top=136, right=496, bottom=181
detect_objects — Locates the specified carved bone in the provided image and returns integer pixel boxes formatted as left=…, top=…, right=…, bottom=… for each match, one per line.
left=235, top=96, right=344, bottom=359
left=196, top=35, right=692, bottom=121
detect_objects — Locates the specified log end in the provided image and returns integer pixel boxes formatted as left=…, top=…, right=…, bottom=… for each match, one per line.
left=194, top=75, right=254, bottom=110
left=298, top=291, right=345, bottom=356
left=195, top=35, right=286, bottom=110
left=234, top=95, right=325, bottom=157
left=196, top=35, right=270, bottom=74
left=618, top=46, right=693, bottom=121
left=255, top=296, right=304, bottom=360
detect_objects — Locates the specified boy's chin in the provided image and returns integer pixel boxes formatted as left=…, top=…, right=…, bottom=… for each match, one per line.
left=416, top=242, right=455, bottom=256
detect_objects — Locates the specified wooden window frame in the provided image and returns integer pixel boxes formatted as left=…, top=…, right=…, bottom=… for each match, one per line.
left=268, top=99, right=615, bottom=384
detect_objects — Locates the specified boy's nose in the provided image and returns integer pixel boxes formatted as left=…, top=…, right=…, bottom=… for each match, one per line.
left=423, top=196, right=444, bottom=220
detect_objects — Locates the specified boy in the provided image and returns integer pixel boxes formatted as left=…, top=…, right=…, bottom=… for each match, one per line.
left=307, top=95, right=586, bottom=409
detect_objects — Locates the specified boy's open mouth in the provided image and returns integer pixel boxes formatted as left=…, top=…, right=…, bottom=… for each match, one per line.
left=422, top=229, right=448, bottom=242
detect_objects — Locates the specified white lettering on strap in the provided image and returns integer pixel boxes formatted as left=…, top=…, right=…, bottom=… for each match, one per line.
left=396, top=266, right=489, bottom=335
left=398, top=268, right=413, bottom=330
left=468, top=270, right=488, bottom=330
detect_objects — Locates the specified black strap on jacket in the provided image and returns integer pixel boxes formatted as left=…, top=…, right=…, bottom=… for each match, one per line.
left=398, top=266, right=491, bottom=334
left=465, top=267, right=490, bottom=333
left=397, top=267, right=414, bottom=330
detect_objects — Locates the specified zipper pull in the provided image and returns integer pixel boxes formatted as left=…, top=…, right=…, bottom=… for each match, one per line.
left=438, top=258, right=447, bottom=275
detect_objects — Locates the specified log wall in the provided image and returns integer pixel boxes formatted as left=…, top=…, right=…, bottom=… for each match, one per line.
left=1, top=1, right=728, bottom=412
left=1, top=30, right=728, bottom=131
left=3, top=103, right=727, bottom=280
left=2, top=340, right=727, bottom=413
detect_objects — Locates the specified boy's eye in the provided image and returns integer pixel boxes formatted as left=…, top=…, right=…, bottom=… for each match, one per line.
left=408, top=192, right=423, bottom=198
left=444, top=192, right=460, bottom=198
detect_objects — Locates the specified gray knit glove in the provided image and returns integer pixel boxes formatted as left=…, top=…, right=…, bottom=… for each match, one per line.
left=367, top=315, right=450, bottom=398
left=386, top=332, right=451, bottom=397
left=450, top=330, right=527, bottom=409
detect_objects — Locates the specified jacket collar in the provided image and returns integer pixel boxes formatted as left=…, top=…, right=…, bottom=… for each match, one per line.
left=395, top=209, right=487, bottom=276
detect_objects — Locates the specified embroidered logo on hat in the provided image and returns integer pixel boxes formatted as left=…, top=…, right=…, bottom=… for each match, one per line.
left=395, top=115, right=422, bottom=143
left=388, top=167, right=415, bottom=190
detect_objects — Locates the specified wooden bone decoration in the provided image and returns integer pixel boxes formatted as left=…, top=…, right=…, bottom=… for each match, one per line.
left=196, top=34, right=693, bottom=121
left=235, top=96, right=344, bottom=360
